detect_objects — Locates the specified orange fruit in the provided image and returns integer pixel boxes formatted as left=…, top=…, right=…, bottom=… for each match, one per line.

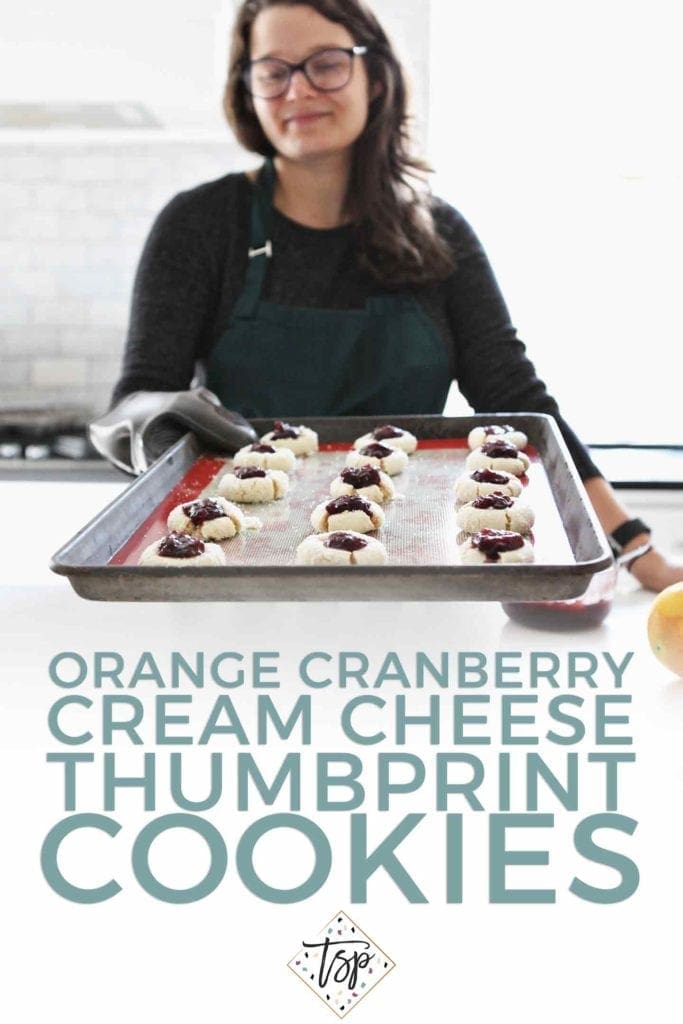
left=647, top=582, right=683, bottom=677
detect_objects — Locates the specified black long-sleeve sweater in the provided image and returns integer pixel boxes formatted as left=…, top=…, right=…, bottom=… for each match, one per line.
left=112, top=170, right=601, bottom=480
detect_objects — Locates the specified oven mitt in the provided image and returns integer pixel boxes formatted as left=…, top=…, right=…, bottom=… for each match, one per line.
left=89, top=388, right=258, bottom=476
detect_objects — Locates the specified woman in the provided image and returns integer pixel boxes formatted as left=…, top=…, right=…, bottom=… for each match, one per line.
left=112, top=0, right=681, bottom=591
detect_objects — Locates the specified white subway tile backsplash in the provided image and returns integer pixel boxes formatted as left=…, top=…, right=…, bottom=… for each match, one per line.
left=114, top=218, right=153, bottom=243
left=85, top=183, right=156, bottom=212
left=59, top=154, right=124, bottom=181
left=87, top=358, right=125, bottom=386
left=0, top=388, right=57, bottom=409
left=58, top=327, right=124, bottom=356
left=54, top=268, right=130, bottom=302
left=0, top=240, right=31, bottom=267
left=2, top=385, right=110, bottom=410
left=1, top=135, right=245, bottom=412
left=3, top=153, right=62, bottom=180
left=86, top=298, right=129, bottom=328
left=59, top=212, right=118, bottom=242
left=0, top=296, right=31, bottom=326
left=5, top=268, right=59, bottom=300
left=32, top=298, right=90, bottom=327
left=2, top=360, right=30, bottom=386
left=31, top=358, right=88, bottom=388
left=30, top=183, right=89, bottom=212
left=0, top=210, right=62, bottom=241
left=0, top=182, right=32, bottom=206
left=116, top=156, right=166, bottom=182
left=0, top=327, right=61, bottom=355
left=29, top=241, right=88, bottom=268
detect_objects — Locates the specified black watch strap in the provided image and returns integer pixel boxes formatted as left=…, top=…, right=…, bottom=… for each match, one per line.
left=609, top=517, right=651, bottom=556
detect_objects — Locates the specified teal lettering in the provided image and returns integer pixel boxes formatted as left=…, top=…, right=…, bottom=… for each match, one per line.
left=132, top=814, right=227, bottom=903
left=236, top=814, right=331, bottom=903
left=489, top=814, right=555, bottom=903
left=41, top=814, right=121, bottom=903
left=571, top=814, right=639, bottom=903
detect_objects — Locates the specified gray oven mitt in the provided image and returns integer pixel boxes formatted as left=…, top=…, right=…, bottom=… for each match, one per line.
left=89, top=388, right=258, bottom=475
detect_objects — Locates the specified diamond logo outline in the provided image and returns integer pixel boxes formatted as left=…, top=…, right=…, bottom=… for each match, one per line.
left=287, top=909, right=396, bottom=1018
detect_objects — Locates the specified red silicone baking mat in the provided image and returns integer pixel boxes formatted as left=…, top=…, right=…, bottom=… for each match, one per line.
left=108, top=436, right=570, bottom=569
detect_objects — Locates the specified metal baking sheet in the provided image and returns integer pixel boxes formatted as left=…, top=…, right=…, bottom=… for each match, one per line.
left=50, top=414, right=613, bottom=602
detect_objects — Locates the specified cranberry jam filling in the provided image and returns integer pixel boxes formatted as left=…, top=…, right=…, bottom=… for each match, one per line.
left=481, top=439, right=519, bottom=459
left=249, top=444, right=276, bottom=453
left=324, top=532, right=369, bottom=552
left=325, top=495, right=372, bottom=515
left=341, top=466, right=382, bottom=488
left=471, top=528, right=524, bottom=562
left=270, top=420, right=299, bottom=440
left=181, top=498, right=225, bottom=525
left=372, top=424, right=403, bottom=440
left=234, top=466, right=267, bottom=479
left=360, top=443, right=393, bottom=459
left=472, top=491, right=515, bottom=510
left=157, top=532, right=205, bottom=558
left=471, top=468, right=510, bottom=484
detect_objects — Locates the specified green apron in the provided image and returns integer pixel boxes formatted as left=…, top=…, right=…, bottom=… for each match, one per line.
left=206, top=161, right=451, bottom=418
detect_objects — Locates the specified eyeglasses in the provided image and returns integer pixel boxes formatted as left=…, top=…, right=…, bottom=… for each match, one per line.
left=242, top=45, right=369, bottom=99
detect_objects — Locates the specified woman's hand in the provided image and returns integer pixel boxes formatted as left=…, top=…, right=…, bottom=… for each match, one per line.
left=583, top=476, right=682, bottom=593
left=628, top=547, right=683, bottom=592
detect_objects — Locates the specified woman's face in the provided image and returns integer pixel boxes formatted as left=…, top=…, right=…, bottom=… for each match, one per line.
left=248, top=5, right=372, bottom=164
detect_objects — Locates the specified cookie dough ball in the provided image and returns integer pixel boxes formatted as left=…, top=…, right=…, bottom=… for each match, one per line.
left=459, top=529, right=535, bottom=564
left=353, top=424, right=418, bottom=454
left=466, top=439, right=530, bottom=477
left=456, top=492, right=535, bottom=535
left=468, top=423, right=528, bottom=451
left=454, top=468, right=523, bottom=504
left=311, top=494, right=385, bottom=534
left=260, top=420, right=318, bottom=456
left=217, top=466, right=289, bottom=503
left=139, top=532, right=226, bottom=566
left=233, top=443, right=296, bottom=473
left=330, top=465, right=395, bottom=504
left=296, top=531, right=388, bottom=566
left=345, top=442, right=409, bottom=476
left=167, top=496, right=245, bottom=541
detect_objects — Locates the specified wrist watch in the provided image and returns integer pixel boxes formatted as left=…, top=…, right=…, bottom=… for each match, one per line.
left=609, top=518, right=653, bottom=571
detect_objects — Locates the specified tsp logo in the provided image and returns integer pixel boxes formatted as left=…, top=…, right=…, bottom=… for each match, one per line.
left=288, top=911, right=395, bottom=1017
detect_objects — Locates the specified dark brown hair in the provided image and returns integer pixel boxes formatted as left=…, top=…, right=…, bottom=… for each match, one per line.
left=224, top=0, right=455, bottom=287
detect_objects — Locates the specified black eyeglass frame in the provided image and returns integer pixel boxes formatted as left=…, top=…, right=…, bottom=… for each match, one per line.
left=241, top=45, right=370, bottom=99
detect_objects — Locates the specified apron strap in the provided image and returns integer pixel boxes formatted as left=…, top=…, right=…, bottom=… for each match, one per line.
left=233, top=159, right=276, bottom=320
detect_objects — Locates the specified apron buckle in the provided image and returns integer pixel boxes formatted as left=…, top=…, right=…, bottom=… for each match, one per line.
left=248, top=240, right=273, bottom=260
